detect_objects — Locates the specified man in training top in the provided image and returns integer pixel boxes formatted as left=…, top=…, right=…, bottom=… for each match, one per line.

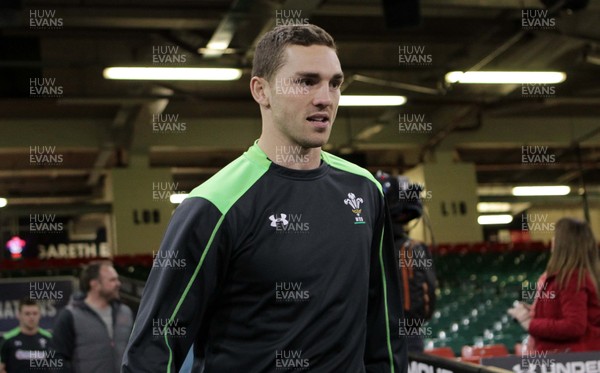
left=122, top=24, right=407, bottom=373
left=0, top=299, right=54, bottom=373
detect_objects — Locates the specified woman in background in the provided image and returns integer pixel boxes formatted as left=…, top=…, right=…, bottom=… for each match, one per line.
left=509, top=217, right=600, bottom=352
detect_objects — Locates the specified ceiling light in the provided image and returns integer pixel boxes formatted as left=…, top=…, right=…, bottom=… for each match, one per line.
left=206, top=41, right=229, bottom=51
left=339, top=95, right=407, bottom=106
left=0, top=198, right=7, bottom=208
left=477, top=202, right=512, bottom=213
left=202, top=41, right=231, bottom=58
left=511, top=186, right=570, bottom=196
left=103, top=67, right=242, bottom=81
left=170, top=193, right=188, bottom=204
left=445, top=71, right=566, bottom=84
left=198, top=48, right=236, bottom=55
left=169, top=193, right=189, bottom=205
left=478, top=214, right=513, bottom=225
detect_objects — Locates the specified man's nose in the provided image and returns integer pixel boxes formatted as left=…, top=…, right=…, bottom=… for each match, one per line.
left=312, top=83, right=332, bottom=108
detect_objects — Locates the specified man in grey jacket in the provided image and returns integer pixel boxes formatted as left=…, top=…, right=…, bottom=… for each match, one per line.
left=52, top=260, right=133, bottom=373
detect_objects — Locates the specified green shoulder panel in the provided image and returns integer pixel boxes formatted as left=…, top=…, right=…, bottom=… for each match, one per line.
left=321, top=151, right=383, bottom=194
left=38, top=328, right=52, bottom=338
left=187, top=143, right=270, bottom=214
left=1, top=327, right=21, bottom=340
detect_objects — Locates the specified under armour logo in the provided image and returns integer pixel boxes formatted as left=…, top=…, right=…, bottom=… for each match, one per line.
left=269, top=214, right=289, bottom=228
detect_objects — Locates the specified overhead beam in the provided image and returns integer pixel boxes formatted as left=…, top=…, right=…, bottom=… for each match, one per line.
left=203, top=0, right=255, bottom=59
left=2, top=8, right=221, bottom=30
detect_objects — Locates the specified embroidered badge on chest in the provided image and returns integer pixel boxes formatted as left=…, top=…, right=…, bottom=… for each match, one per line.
left=344, top=193, right=366, bottom=224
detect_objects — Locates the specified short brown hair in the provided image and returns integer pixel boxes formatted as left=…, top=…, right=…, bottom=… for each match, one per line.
left=251, top=24, right=337, bottom=82
left=19, top=298, right=40, bottom=311
left=80, top=260, right=113, bottom=293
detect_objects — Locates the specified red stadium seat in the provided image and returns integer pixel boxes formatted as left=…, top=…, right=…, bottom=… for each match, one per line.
left=462, top=344, right=509, bottom=358
left=433, top=243, right=452, bottom=255
left=471, top=242, right=489, bottom=254
left=459, top=356, right=482, bottom=365
left=424, top=347, right=455, bottom=359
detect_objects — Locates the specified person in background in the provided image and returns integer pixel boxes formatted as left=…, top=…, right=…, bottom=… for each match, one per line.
left=0, top=299, right=53, bottom=373
left=52, top=260, right=133, bottom=373
left=508, top=217, right=600, bottom=352
left=377, top=171, right=437, bottom=353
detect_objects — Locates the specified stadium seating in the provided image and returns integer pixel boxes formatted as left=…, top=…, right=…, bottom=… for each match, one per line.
left=425, top=242, right=549, bottom=356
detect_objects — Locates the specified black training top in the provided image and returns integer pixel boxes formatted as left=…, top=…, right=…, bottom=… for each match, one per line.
left=122, top=142, right=407, bottom=373
left=0, top=327, right=54, bottom=373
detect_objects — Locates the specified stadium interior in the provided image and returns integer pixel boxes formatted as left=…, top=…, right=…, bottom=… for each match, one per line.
left=1, top=0, right=600, bottom=370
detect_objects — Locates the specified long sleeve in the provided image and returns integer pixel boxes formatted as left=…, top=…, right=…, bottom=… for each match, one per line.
left=0, top=337, right=8, bottom=366
left=121, top=197, right=231, bottom=373
left=529, top=274, right=589, bottom=341
left=364, top=197, right=407, bottom=373
left=51, top=309, right=75, bottom=373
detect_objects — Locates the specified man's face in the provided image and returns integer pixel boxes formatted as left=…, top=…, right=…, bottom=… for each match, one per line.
left=18, top=305, right=41, bottom=331
left=267, top=44, right=343, bottom=149
left=95, top=265, right=121, bottom=301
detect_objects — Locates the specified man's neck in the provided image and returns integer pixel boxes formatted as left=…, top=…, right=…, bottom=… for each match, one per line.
left=85, top=293, right=110, bottom=309
left=19, top=326, right=39, bottom=336
left=257, top=136, right=322, bottom=170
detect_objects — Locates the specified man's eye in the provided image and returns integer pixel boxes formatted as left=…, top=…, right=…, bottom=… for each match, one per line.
left=299, top=79, right=314, bottom=86
left=331, top=81, right=342, bottom=89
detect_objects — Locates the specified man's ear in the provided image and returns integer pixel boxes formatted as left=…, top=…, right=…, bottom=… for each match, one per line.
left=250, top=76, right=271, bottom=108
left=90, top=278, right=99, bottom=290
